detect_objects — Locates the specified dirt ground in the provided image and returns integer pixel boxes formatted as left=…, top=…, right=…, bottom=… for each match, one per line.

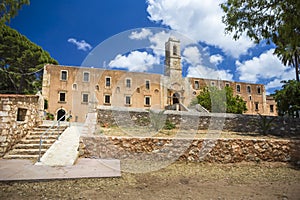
left=0, top=161, right=299, bottom=200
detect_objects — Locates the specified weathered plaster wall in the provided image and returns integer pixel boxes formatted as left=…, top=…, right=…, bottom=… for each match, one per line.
left=0, top=94, right=43, bottom=156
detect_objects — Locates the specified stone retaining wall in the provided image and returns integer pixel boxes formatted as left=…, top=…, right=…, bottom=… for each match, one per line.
left=97, top=107, right=300, bottom=135
left=0, top=94, right=43, bottom=156
left=80, top=135, right=300, bottom=164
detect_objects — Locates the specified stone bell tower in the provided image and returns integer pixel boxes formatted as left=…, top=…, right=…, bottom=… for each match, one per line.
left=164, top=37, right=182, bottom=79
left=163, top=37, right=187, bottom=110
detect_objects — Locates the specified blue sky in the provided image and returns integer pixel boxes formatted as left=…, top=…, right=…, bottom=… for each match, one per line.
left=9, top=0, right=295, bottom=94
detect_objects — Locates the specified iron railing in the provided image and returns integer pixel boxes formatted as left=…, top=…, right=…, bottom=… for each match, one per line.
left=37, top=113, right=71, bottom=162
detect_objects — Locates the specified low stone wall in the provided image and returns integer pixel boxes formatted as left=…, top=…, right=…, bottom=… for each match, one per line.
left=80, top=135, right=300, bottom=164
left=0, top=94, right=43, bottom=156
left=97, top=107, right=300, bottom=135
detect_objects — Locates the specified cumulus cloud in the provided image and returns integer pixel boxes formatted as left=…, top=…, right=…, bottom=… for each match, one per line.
left=187, top=64, right=233, bottom=81
left=265, top=69, right=295, bottom=91
left=149, top=31, right=172, bottom=57
left=210, top=54, right=224, bottom=65
left=180, top=45, right=232, bottom=80
left=146, top=0, right=254, bottom=57
left=129, top=28, right=153, bottom=40
left=182, top=46, right=202, bottom=66
left=68, top=38, right=92, bottom=51
left=108, top=51, right=160, bottom=72
left=236, top=49, right=295, bottom=83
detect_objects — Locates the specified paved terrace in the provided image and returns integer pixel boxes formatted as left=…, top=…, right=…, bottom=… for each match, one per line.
left=0, top=114, right=121, bottom=181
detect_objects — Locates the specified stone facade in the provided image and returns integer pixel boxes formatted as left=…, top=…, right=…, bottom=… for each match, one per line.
left=0, top=94, right=43, bottom=156
left=42, top=37, right=277, bottom=123
left=80, top=136, right=300, bottom=164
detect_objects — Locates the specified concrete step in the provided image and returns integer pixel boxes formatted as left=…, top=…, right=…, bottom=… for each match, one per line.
left=33, top=126, right=68, bottom=131
left=4, top=125, right=67, bottom=160
left=14, top=143, right=52, bottom=149
left=7, top=149, right=47, bottom=155
left=3, top=154, right=39, bottom=159
left=26, top=135, right=60, bottom=140
left=30, top=129, right=63, bottom=133
left=20, top=139, right=56, bottom=144
left=30, top=130, right=64, bottom=134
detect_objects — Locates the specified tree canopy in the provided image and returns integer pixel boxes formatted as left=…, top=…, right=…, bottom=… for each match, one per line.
left=0, top=24, right=58, bottom=94
left=221, top=0, right=300, bottom=81
left=0, top=0, right=29, bottom=23
left=194, top=86, right=247, bottom=114
left=274, top=80, right=300, bottom=118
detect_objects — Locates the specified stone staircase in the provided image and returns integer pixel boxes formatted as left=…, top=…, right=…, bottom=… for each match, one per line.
left=3, top=125, right=67, bottom=160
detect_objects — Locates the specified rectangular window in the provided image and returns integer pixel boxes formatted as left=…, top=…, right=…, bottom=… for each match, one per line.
left=247, top=85, right=251, bottom=93
left=59, top=92, right=66, bottom=102
left=82, top=93, right=89, bottom=103
left=125, top=96, right=131, bottom=105
left=105, top=77, right=111, bottom=87
left=17, top=108, right=27, bottom=121
left=225, top=83, right=230, bottom=87
left=255, top=102, right=259, bottom=111
left=270, top=105, right=274, bottom=113
left=145, top=96, right=151, bottom=106
left=126, top=78, right=131, bottom=88
left=236, top=84, right=241, bottom=93
left=194, top=80, right=199, bottom=90
left=83, top=72, right=90, bottom=82
left=257, top=86, right=261, bottom=94
left=60, top=70, right=68, bottom=81
left=145, top=80, right=150, bottom=90
left=104, top=95, right=111, bottom=104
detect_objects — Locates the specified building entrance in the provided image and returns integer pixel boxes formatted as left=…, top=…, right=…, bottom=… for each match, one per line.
left=57, top=109, right=66, bottom=121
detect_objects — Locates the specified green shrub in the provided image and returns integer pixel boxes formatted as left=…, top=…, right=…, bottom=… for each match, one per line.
left=164, top=120, right=176, bottom=130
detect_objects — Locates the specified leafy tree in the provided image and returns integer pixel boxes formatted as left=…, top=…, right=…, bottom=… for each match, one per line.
left=221, top=0, right=300, bottom=81
left=274, top=80, right=300, bottom=118
left=195, top=86, right=247, bottom=114
left=0, top=24, right=58, bottom=94
left=0, top=0, right=29, bottom=23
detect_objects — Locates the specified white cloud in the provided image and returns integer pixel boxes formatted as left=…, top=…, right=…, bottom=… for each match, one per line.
left=265, top=69, right=295, bottom=91
left=182, top=46, right=202, bottom=66
left=236, top=49, right=295, bottom=83
left=210, top=54, right=224, bottom=65
left=68, top=38, right=92, bottom=51
left=149, top=31, right=171, bottom=57
left=108, top=51, right=160, bottom=72
left=146, top=0, right=254, bottom=57
left=129, top=28, right=153, bottom=40
left=187, top=64, right=233, bottom=81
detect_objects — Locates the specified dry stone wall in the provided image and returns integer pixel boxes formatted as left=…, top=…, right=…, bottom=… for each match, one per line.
left=0, top=94, right=43, bottom=156
left=97, top=107, right=300, bottom=136
left=80, top=135, right=300, bottom=164
left=80, top=107, right=300, bottom=164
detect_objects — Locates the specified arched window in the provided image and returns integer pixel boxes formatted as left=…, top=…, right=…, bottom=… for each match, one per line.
left=173, top=45, right=177, bottom=56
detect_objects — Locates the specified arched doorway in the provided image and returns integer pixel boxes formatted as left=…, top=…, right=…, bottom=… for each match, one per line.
left=57, top=109, right=66, bottom=121
left=172, top=93, right=180, bottom=104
